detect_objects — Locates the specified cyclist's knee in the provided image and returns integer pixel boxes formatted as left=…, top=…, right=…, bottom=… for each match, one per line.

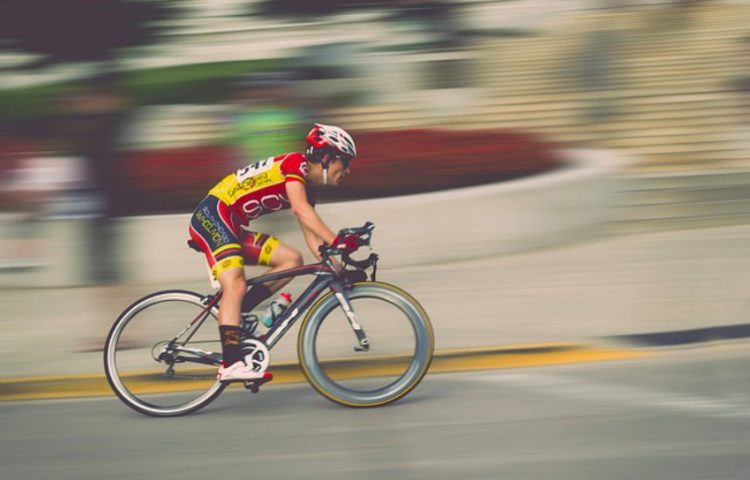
left=288, top=249, right=303, bottom=268
left=219, top=268, right=246, bottom=298
left=272, top=244, right=303, bottom=269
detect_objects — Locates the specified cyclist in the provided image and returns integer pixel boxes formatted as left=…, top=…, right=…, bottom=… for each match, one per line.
left=188, top=123, right=360, bottom=382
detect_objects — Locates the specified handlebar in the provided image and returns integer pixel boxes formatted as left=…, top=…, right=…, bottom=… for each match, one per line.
left=319, top=222, right=379, bottom=274
left=342, top=252, right=379, bottom=271
left=337, top=221, right=375, bottom=239
left=318, top=221, right=375, bottom=258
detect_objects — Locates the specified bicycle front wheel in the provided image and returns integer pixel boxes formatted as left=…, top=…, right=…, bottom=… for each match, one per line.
left=103, top=290, right=225, bottom=417
left=298, top=281, right=434, bottom=407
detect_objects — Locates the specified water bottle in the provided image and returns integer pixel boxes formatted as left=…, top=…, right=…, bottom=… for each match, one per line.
left=258, top=292, right=293, bottom=328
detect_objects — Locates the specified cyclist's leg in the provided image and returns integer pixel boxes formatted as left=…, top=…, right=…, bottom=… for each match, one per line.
left=216, top=266, right=246, bottom=327
left=240, top=232, right=303, bottom=312
left=188, top=196, right=247, bottom=366
left=215, top=266, right=248, bottom=368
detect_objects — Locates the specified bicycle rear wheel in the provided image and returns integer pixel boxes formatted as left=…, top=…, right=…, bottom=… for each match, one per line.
left=297, top=281, right=434, bottom=407
left=103, top=290, right=225, bottom=417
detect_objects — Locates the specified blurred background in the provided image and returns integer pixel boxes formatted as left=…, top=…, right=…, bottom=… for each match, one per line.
left=1, top=0, right=749, bottom=281
left=1, top=0, right=749, bottom=363
left=3, top=1, right=750, bottom=478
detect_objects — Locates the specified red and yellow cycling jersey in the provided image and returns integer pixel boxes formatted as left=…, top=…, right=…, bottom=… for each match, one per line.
left=189, top=152, right=315, bottom=279
left=208, top=152, right=310, bottom=220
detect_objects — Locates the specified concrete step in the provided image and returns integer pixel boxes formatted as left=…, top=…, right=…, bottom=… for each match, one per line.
left=620, top=66, right=743, bottom=81
left=439, top=115, right=585, bottom=130
left=612, top=170, right=750, bottom=229
left=466, top=107, right=578, bottom=122
left=609, top=147, right=745, bottom=164
left=482, top=46, right=744, bottom=74
left=442, top=112, right=746, bottom=138
left=617, top=53, right=746, bottom=68
left=615, top=197, right=750, bottom=222
left=618, top=100, right=741, bottom=114
left=475, top=70, right=743, bottom=91
left=606, top=131, right=747, bottom=149
left=608, top=212, right=750, bottom=235
left=479, top=56, right=745, bottom=77
left=619, top=170, right=750, bottom=190
left=331, top=109, right=747, bottom=154
left=487, top=46, right=745, bottom=69
left=594, top=115, right=749, bottom=131
left=482, top=37, right=744, bottom=65
left=626, top=152, right=750, bottom=169
left=622, top=183, right=750, bottom=205
left=582, top=124, right=737, bottom=140
left=479, top=91, right=742, bottom=108
left=472, top=102, right=741, bottom=122
left=483, top=84, right=738, bottom=101
left=338, top=107, right=574, bottom=127
left=492, top=77, right=742, bottom=97
left=623, top=142, right=746, bottom=156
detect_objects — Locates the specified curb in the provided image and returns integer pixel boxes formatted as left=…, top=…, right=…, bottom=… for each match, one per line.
left=0, top=342, right=649, bottom=402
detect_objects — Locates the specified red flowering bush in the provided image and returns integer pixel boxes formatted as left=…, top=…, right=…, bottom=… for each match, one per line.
left=117, top=129, right=562, bottom=215
left=118, top=145, right=235, bottom=215
left=323, top=129, right=562, bottom=201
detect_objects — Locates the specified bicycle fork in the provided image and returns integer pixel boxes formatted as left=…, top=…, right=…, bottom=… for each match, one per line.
left=331, top=282, right=370, bottom=352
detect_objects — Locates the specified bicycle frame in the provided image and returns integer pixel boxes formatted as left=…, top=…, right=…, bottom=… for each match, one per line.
left=249, top=262, right=340, bottom=349
left=176, top=260, right=368, bottom=365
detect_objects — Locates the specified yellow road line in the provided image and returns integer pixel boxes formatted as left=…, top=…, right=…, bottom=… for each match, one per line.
left=0, top=343, right=652, bottom=402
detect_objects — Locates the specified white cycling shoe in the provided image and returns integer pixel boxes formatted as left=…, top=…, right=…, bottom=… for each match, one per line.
left=217, top=361, right=269, bottom=383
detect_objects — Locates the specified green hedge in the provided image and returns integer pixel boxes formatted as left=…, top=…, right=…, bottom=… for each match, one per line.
left=0, top=59, right=277, bottom=122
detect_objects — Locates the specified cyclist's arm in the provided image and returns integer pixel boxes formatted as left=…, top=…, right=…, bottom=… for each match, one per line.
left=286, top=181, right=336, bottom=249
left=298, top=221, right=344, bottom=273
left=298, top=220, right=325, bottom=261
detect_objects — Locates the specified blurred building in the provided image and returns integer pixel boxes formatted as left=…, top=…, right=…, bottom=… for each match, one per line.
left=2, top=0, right=750, bottom=287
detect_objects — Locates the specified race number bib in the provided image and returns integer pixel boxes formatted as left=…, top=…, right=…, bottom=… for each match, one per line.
left=236, top=157, right=274, bottom=182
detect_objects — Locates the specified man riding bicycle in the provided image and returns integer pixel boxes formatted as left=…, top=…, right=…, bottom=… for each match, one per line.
left=188, top=123, right=359, bottom=382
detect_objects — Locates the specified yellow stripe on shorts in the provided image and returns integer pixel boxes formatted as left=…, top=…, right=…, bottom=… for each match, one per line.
left=212, top=243, right=242, bottom=256
left=211, top=256, right=244, bottom=280
left=258, top=236, right=280, bottom=267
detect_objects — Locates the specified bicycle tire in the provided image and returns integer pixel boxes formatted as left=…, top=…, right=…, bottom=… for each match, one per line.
left=297, top=281, right=434, bottom=407
left=103, top=290, right=226, bottom=417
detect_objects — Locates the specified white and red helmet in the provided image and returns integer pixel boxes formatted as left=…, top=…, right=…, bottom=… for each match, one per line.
left=305, top=123, right=357, bottom=161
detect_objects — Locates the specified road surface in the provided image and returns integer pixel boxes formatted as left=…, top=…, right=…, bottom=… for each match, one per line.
left=3, top=344, right=750, bottom=480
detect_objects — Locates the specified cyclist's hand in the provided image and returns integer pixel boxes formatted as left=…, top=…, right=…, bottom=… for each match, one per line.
left=332, top=233, right=359, bottom=253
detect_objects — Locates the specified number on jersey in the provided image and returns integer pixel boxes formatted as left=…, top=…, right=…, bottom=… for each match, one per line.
left=236, top=157, right=274, bottom=182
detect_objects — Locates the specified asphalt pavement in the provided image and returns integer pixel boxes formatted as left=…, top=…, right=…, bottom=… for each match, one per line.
left=3, top=345, right=750, bottom=480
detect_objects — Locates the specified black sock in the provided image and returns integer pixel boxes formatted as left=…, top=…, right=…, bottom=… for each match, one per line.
left=219, top=325, right=244, bottom=366
left=241, top=283, right=273, bottom=314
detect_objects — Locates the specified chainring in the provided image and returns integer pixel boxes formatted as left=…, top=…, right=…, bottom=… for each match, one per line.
left=240, top=338, right=271, bottom=373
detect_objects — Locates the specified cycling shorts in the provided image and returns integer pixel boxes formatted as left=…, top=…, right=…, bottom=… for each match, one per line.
left=188, top=195, right=280, bottom=280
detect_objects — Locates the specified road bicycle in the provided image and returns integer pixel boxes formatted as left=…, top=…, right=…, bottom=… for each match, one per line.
left=103, top=222, right=434, bottom=417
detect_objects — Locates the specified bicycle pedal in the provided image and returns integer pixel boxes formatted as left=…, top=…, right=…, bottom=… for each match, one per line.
left=243, top=372, right=273, bottom=393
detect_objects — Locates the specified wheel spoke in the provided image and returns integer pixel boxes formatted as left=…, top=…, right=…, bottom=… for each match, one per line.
left=104, top=291, right=225, bottom=416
